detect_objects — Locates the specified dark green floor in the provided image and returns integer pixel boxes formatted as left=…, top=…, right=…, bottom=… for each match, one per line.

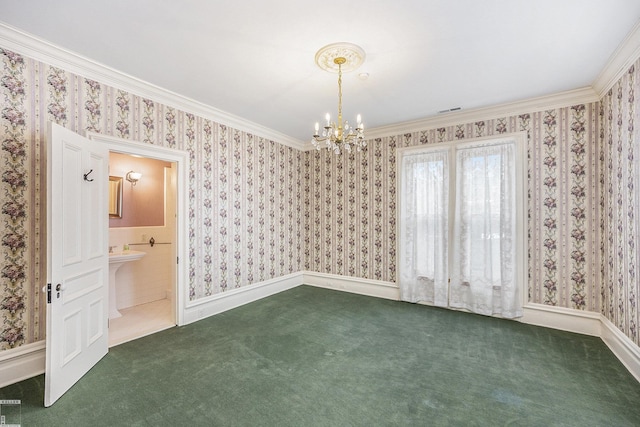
left=2, top=285, right=640, bottom=426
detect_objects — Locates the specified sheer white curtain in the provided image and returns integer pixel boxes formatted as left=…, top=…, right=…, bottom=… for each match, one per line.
left=399, top=151, right=449, bottom=306
left=449, top=142, right=522, bottom=318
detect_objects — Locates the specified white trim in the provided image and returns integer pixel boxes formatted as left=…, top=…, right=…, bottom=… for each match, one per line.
left=359, top=18, right=640, bottom=143
left=0, top=22, right=306, bottom=151
left=3, top=20, right=631, bottom=151
left=87, top=131, right=189, bottom=327
left=3, top=17, right=638, bottom=150
left=302, top=274, right=639, bottom=382
left=520, top=303, right=602, bottom=336
left=182, top=272, right=303, bottom=324
left=339, top=87, right=599, bottom=144
left=520, top=305, right=640, bottom=382
left=601, top=315, right=640, bottom=383
left=592, top=19, right=640, bottom=98
left=0, top=274, right=304, bottom=388
left=0, top=341, right=45, bottom=389
left=303, top=271, right=399, bottom=300
left=1, top=276, right=639, bottom=386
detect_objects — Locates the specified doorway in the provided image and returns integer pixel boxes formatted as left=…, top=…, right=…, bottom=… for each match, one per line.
left=107, top=153, right=177, bottom=346
left=87, top=131, right=189, bottom=336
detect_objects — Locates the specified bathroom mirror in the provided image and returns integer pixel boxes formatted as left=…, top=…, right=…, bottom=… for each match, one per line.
left=108, top=176, right=123, bottom=218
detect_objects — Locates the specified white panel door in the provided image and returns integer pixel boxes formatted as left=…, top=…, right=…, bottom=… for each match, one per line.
left=45, top=123, right=109, bottom=407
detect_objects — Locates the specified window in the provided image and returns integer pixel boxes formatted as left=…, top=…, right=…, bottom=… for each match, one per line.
left=398, top=133, right=526, bottom=318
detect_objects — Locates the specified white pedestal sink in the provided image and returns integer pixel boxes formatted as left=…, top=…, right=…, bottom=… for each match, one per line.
left=109, top=250, right=145, bottom=319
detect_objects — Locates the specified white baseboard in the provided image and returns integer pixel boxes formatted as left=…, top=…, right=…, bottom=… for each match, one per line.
left=1, top=272, right=638, bottom=388
left=0, top=273, right=303, bottom=388
left=303, top=271, right=399, bottom=300
left=182, top=272, right=303, bottom=324
left=600, top=315, right=640, bottom=383
left=0, top=340, right=45, bottom=389
left=520, top=303, right=602, bottom=336
left=303, top=276, right=640, bottom=383
left=489, top=303, right=640, bottom=383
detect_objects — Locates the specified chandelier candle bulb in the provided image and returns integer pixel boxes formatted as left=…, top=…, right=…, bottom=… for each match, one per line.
left=315, top=122, right=319, bottom=133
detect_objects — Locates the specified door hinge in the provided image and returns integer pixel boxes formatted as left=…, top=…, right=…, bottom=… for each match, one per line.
left=177, top=256, right=179, bottom=264
left=46, top=283, right=52, bottom=303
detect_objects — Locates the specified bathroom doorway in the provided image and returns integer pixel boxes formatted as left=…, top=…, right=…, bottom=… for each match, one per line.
left=87, top=132, right=189, bottom=347
left=107, top=153, right=177, bottom=346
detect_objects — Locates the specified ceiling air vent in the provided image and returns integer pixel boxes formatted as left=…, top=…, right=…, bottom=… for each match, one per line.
left=438, top=107, right=462, bottom=114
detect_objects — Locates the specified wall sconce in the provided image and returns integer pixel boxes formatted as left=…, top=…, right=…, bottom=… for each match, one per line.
left=126, top=171, right=142, bottom=186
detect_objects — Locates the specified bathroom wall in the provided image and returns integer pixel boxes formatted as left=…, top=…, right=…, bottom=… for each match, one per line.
left=109, top=152, right=171, bottom=228
left=108, top=162, right=177, bottom=310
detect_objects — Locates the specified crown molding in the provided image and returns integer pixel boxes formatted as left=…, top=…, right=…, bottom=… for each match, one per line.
left=5, top=18, right=635, bottom=152
left=592, top=18, right=640, bottom=97
left=301, top=18, right=640, bottom=149
left=0, top=22, right=306, bottom=150
left=300, top=87, right=598, bottom=150
left=349, top=87, right=599, bottom=143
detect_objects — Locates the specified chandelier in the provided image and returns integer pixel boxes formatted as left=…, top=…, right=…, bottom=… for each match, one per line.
left=311, top=43, right=366, bottom=154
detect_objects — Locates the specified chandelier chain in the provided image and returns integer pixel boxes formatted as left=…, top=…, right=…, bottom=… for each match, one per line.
left=337, top=62, right=343, bottom=141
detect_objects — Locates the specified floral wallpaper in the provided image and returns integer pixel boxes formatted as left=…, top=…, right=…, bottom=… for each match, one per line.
left=1, top=42, right=639, bottom=352
left=0, top=50, right=32, bottom=349
left=600, top=59, right=640, bottom=347
left=307, top=106, right=602, bottom=312
left=0, top=48, right=304, bottom=350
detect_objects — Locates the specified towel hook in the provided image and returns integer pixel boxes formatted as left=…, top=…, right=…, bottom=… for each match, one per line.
left=83, top=169, right=94, bottom=182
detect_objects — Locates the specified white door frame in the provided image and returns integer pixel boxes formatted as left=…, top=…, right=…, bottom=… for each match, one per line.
left=86, top=132, right=189, bottom=326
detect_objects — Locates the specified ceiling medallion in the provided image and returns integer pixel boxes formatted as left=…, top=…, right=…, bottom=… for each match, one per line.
left=311, top=43, right=366, bottom=154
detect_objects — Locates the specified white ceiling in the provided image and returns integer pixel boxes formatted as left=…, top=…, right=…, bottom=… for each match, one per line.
left=2, top=1, right=640, bottom=143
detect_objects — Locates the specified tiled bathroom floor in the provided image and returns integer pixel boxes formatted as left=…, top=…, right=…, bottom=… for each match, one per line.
left=108, top=298, right=174, bottom=347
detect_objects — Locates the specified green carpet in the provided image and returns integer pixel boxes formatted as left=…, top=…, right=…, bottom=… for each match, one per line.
left=2, top=285, right=640, bottom=426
